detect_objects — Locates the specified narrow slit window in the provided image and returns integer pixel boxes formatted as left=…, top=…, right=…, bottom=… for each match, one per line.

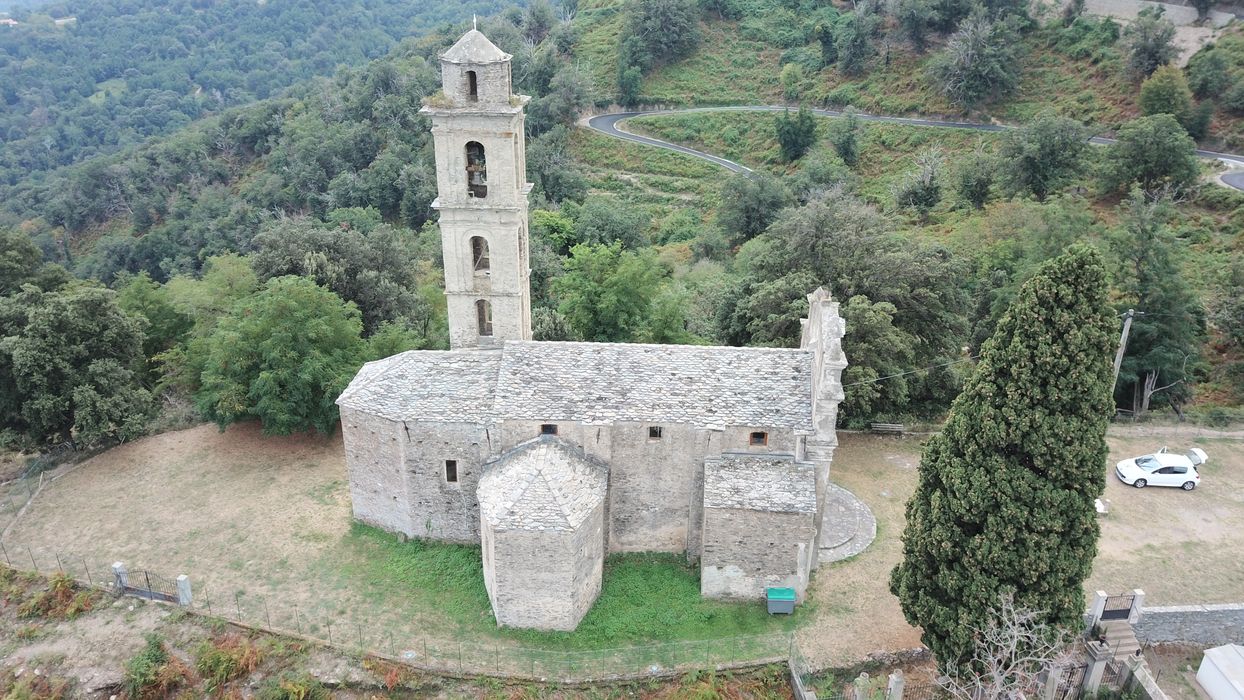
left=465, top=141, right=487, bottom=198
left=445, top=459, right=458, bottom=483
left=749, top=431, right=768, bottom=446
left=471, top=236, right=490, bottom=271
left=648, top=426, right=663, bottom=440
left=466, top=70, right=478, bottom=100
left=540, top=423, right=558, bottom=436
left=476, top=299, right=492, bottom=336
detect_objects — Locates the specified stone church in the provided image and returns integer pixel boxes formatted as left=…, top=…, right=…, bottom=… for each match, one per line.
left=336, top=28, right=851, bottom=632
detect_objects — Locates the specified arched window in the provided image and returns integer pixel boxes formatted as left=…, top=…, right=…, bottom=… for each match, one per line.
left=465, top=141, right=487, bottom=198
left=476, top=299, right=493, bottom=336
left=466, top=70, right=478, bottom=101
left=471, top=236, right=490, bottom=271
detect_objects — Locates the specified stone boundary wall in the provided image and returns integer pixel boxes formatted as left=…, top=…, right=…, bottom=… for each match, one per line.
left=1135, top=603, right=1244, bottom=645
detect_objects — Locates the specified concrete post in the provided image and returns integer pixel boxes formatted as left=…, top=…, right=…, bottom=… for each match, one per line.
left=1089, top=590, right=1108, bottom=628
left=1041, top=667, right=1060, bottom=700
left=111, top=562, right=128, bottom=591
left=176, top=575, right=192, bottom=607
left=886, top=670, right=905, bottom=700
left=854, top=672, right=872, bottom=700
left=1129, top=589, right=1145, bottom=624
left=1084, top=641, right=1111, bottom=695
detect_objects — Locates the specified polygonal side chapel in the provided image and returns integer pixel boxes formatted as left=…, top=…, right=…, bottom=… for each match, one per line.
left=337, top=28, right=851, bottom=632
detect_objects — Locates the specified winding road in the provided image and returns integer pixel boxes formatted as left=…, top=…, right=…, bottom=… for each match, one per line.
left=585, top=106, right=1244, bottom=189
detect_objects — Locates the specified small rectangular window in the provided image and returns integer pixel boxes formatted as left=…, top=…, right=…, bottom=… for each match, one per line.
left=445, top=460, right=458, bottom=483
left=648, top=426, right=663, bottom=440
left=540, top=424, right=558, bottom=436
left=749, top=431, right=768, bottom=446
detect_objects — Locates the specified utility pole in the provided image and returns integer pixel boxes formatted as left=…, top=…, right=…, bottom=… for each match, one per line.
left=1112, top=309, right=1139, bottom=392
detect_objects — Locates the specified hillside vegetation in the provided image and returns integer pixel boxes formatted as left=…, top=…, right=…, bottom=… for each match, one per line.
left=0, top=0, right=1241, bottom=455
left=0, top=0, right=520, bottom=187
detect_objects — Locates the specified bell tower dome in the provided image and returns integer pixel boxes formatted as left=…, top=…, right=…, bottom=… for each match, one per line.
left=422, top=28, right=533, bottom=350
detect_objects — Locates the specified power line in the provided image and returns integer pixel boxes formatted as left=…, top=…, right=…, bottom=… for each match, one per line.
left=842, top=355, right=980, bottom=388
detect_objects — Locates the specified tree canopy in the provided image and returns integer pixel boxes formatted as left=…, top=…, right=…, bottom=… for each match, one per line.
left=890, top=245, right=1115, bottom=669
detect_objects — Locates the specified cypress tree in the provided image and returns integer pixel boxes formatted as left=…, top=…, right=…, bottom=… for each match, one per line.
left=889, top=244, right=1116, bottom=670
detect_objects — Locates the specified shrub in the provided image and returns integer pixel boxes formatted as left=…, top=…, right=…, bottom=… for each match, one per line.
left=257, top=674, right=328, bottom=700
left=195, top=634, right=264, bottom=693
left=1186, top=48, right=1230, bottom=98
left=1139, top=65, right=1192, bottom=122
left=16, top=573, right=98, bottom=620
left=1121, top=7, right=1177, bottom=80
left=1223, top=79, right=1244, bottom=114
left=124, top=634, right=190, bottom=700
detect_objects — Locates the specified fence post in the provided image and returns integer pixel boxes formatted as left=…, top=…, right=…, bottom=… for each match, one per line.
left=1084, top=641, right=1110, bottom=696
left=81, top=557, right=91, bottom=586
left=112, top=562, right=128, bottom=592
left=854, top=672, right=872, bottom=700
left=1089, top=591, right=1108, bottom=629
left=264, top=597, right=272, bottom=628
left=27, top=547, right=37, bottom=572
left=294, top=605, right=300, bottom=633
left=54, top=552, right=63, bottom=573
left=234, top=592, right=242, bottom=620
left=0, top=541, right=8, bottom=566
left=1129, top=589, right=1145, bottom=625
left=887, top=670, right=906, bottom=700
left=176, top=575, right=193, bottom=606
left=1041, top=667, right=1060, bottom=700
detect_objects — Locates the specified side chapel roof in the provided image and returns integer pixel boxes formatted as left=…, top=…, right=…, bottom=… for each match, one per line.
left=477, top=436, right=608, bottom=531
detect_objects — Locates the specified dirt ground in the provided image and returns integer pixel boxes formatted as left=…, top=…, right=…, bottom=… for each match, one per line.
left=3, top=422, right=1242, bottom=674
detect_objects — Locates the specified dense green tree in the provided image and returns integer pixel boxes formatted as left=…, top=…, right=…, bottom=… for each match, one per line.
left=955, top=146, right=997, bottom=209
left=115, top=272, right=194, bottom=375
left=1121, top=7, right=1178, bottom=79
left=574, top=197, right=651, bottom=249
left=553, top=242, right=669, bottom=342
left=839, top=295, right=917, bottom=419
left=997, top=111, right=1090, bottom=201
left=890, top=245, right=1116, bottom=670
left=618, top=65, right=644, bottom=107
left=1191, top=0, right=1213, bottom=22
left=250, top=212, right=431, bottom=335
left=196, top=276, right=364, bottom=435
left=531, top=209, right=580, bottom=255
left=0, top=230, right=42, bottom=295
left=721, top=188, right=968, bottom=418
left=1109, top=193, right=1206, bottom=415
left=894, top=0, right=937, bottom=52
left=623, top=0, right=701, bottom=66
left=776, top=106, right=818, bottom=162
left=523, top=0, right=558, bottom=43
left=827, top=108, right=862, bottom=167
left=1139, top=65, right=1193, bottom=123
left=929, top=13, right=1023, bottom=107
left=814, top=20, right=838, bottom=65
left=1101, top=114, right=1200, bottom=194
left=1224, top=79, right=1244, bottom=114
left=718, top=173, right=794, bottom=244
left=893, top=149, right=945, bottom=219
left=0, top=285, right=153, bottom=447
left=1186, top=49, right=1230, bottom=99
left=528, top=126, right=589, bottom=204
left=835, top=7, right=881, bottom=76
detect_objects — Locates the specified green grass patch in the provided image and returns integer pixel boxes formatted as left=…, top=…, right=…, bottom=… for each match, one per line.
left=641, top=19, right=785, bottom=106
left=331, top=523, right=802, bottom=651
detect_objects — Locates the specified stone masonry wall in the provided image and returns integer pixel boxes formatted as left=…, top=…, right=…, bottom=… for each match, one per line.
left=341, top=407, right=411, bottom=535
left=1135, top=604, right=1244, bottom=645
left=700, top=507, right=817, bottom=600
left=570, top=500, right=606, bottom=619
left=489, top=528, right=592, bottom=631
left=402, top=420, right=493, bottom=542
left=497, top=420, right=801, bottom=556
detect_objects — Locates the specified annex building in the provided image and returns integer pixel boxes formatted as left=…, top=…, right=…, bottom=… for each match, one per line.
left=337, top=28, right=852, bottom=632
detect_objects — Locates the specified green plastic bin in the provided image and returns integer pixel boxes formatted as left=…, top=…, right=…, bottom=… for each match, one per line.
left=766, top=587, right=796, bottom=614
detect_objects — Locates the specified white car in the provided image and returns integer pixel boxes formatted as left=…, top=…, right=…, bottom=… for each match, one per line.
left=1115, top=447, right=1207, bottom=490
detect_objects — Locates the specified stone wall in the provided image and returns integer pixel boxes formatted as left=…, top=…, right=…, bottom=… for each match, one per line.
left=341, top=408, right=411, bottom=535
left=486, top=524, right=602, bottom=632
left=1135, top=604, right=1244, bottom=645
left=401, top=420, right=493, bottom=542
left=700, top=507, right=817, bottom=600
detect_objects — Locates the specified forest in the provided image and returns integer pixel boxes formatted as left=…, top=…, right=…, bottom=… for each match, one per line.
left=0, top=0, right=519, bottom=188
left=0, top=0, right=1241, bottom=452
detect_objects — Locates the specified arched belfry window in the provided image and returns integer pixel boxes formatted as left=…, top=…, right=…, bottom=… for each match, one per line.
left=466, top=70, right=478, bottom=101
left=471, top=236, right=490, bottom=271
left=466, top=141, right=487, bottom=198
left=476, top=299, right=493, bottom=336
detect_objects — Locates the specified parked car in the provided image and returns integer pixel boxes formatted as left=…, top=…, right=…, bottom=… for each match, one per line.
left=1115, top=447, right=1208, bottom=490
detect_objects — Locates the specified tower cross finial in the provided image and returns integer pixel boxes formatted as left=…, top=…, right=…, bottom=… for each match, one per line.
left=473, top=14, right=477, bottom=30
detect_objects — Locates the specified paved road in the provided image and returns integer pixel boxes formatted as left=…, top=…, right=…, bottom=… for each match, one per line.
left=585, top=106, right=1244, bottom=190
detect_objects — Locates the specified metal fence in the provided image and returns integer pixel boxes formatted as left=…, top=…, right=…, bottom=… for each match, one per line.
left=0, top=541, right=794, bottom=683
left=0, top=475, right=42, bottom=534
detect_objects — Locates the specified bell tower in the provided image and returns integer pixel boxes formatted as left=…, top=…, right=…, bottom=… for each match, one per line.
left=422, top=27, right=533, bottom=350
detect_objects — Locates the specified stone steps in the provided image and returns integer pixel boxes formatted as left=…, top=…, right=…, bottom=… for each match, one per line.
left=1100, top=620, right=1142, bottom=658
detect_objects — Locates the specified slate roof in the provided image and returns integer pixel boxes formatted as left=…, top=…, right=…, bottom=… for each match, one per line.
left=478, top=437, right=608, bottom=531
left=336, top=351, right=501, bottom=423
left=441, top=29, right=510, bottom=64
left=337, top=341, right=815, bottom=431
left=703, top=453, right=817, bottom=514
